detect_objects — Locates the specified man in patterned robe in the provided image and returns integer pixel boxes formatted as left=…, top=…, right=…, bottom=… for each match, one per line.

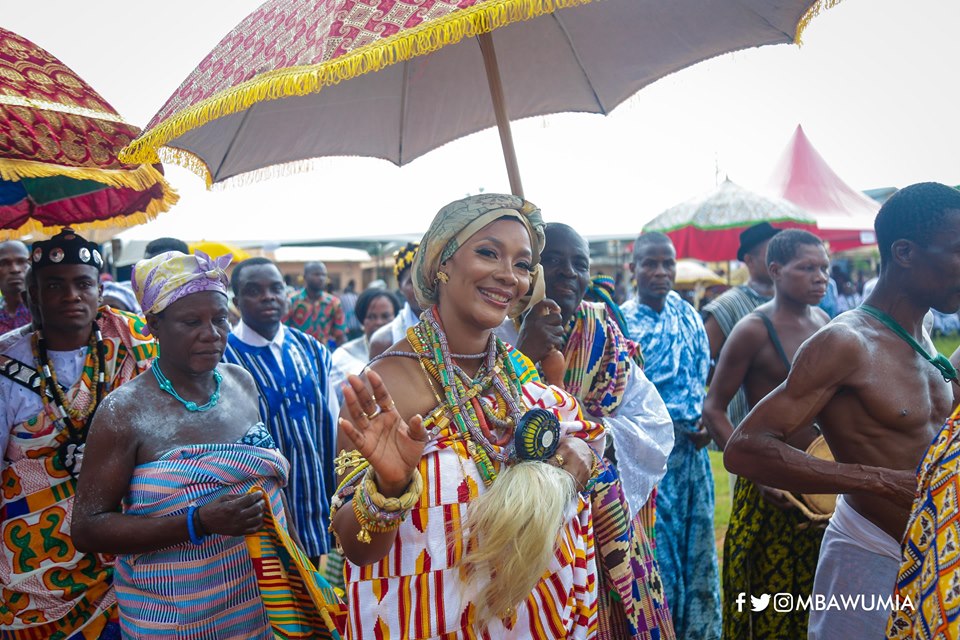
left=621, top=231, right=721, bottom=640
left=224, top=257, right=339, bottom=565
left=0, top=229, right=155, bottom=639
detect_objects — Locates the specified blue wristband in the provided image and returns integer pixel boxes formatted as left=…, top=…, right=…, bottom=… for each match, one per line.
left=186, top=504, right=205, bottom=545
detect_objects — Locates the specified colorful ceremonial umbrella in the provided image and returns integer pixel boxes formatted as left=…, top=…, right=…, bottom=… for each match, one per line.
left=121, top=0, right=839, bottom=196
left=643, top=179, right=817, bottom=261
left=0, top=28, right=178, bottom=240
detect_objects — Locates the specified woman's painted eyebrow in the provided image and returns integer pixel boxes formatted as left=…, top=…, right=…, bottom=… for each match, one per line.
left=474, top=236, right=533, bottom=258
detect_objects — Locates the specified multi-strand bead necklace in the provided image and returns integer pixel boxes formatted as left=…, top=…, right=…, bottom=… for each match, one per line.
left=405, top=307, right=526, bottom=485
left=31, top=322, right=106, bottom=477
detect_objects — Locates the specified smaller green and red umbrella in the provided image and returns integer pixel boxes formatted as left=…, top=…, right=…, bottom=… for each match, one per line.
left=0, top=27, right=178, bottom=240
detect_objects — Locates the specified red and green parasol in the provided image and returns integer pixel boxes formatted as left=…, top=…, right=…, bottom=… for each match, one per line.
left=0, top=27, right=178, bottom=240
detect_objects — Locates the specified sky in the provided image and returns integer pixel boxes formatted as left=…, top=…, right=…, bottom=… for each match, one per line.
left=4, top=0, right=960, bottom=244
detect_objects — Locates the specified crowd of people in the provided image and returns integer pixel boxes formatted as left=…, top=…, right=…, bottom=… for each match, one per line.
left=0, top=182, right=958, bottom=639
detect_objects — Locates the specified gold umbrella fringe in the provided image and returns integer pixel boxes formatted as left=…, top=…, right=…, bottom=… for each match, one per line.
left=119, top=0, right=598, bottom=184
left=0, top=186, right=179, bottom=241
left=0, top=158, right=173, bottom=193
left=795, top=0, right=844, bottom=45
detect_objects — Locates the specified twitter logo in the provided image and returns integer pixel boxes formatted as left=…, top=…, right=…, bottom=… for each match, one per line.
left=751, top=594, right=771, bottom=611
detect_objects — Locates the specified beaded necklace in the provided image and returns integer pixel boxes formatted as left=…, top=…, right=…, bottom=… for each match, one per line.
left=152, top=361, right=223, bottom=412
left=407, top=307, right=526, bottom=485
left=32, top=321, right=106, bottom=478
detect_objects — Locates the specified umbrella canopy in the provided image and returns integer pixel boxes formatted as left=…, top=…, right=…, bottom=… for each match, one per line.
left=765, top=125, right=879, bottom=252
left=0, top=27, right=178, bottom=240
left=643, top=179, right=817, bottom=261
left=120, top=0, right=837, bottom=192
left=674, top=260, right=725, bottom=289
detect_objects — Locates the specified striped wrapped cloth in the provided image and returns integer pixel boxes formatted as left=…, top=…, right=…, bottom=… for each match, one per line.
left=245, top=485, right=345, bottom=639
left=115, top=424, right=301, bottom=639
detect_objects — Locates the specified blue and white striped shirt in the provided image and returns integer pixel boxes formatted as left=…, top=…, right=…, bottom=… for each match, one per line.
left=224, top=323, right=339, bottom=557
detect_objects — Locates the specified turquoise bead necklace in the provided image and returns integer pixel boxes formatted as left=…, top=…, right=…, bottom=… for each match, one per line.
left=152, top=362, right=222, bottom=412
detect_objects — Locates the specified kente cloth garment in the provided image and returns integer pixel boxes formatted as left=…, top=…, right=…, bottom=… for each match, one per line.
left=593, top=460, right=675, bottom=640
left=131, top=250, right=230, bottom=317
left=562, top=300, right=673, bottom=517
left=0, top=307, right=155, bottom=639
left=339, top=381, right=604, bottom=639
left=224, top=325, right=339, bottom=557
left=622, top=292, right=719, bottom=639
left=560, top=301, right=674, bottom=639
left=722, top=476, right=824, bottom=639
left=888, top=405, right=960, bottom=639
left=412, top=193, right=545, bottom=319
left=285, top=289, right=346, bottom=346
left=701, top=285, right=770, bottom=430
left=114, top=424, right=306, bottom=638
left=0, top=299, right=29, bottom=335
left=810, top=494, right=901, bottom=640
left=244, top=484, right=346, bottom=639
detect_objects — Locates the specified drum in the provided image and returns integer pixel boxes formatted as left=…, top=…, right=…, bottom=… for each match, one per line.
left=784, top=435, right=837, bottom=525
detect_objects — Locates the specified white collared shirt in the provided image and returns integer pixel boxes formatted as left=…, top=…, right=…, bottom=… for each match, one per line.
left=232, top=320, right=286, bottom=375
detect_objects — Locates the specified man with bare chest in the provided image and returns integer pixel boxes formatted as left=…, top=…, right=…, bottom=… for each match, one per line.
left=726, top=182, right=960, bottom=639
left=703, top=229, right=830, bottom=639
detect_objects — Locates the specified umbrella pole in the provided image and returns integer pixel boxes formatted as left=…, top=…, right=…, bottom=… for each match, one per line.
left=478, top=32, right=524, bottom=198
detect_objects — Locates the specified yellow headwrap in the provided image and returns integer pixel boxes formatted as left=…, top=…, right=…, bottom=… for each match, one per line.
left=131, top=250, right=231, bottom=322
left=412, top=194, right=545, bottom=319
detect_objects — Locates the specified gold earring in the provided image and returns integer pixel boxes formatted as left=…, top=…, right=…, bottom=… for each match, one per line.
left=436, top=271, right=449, bottom=284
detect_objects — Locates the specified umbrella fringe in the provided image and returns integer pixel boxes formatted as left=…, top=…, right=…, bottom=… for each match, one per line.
left=795, top=0, right=845, bottom=45
left=0, top=158, right=173, bottom=193
left=0, top=184, right=179, bottom=241
left=119, top=0, right=596, bottom=184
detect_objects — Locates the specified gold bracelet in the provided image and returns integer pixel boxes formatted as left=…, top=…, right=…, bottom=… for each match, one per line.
left=364, top=467, right=423, bottom=512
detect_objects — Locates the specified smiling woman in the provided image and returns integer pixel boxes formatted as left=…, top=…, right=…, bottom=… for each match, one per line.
left=330, top=193, right=606, bottom=638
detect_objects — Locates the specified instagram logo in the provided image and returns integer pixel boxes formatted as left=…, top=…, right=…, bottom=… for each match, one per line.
left=774, top=593, right=794, bottom=612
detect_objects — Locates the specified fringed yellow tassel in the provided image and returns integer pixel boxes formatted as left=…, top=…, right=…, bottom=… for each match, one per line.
left=119, top=0, right=596, bottom=184
left=0, top=185, right=180, bottom=242
left=795, top=0, right=845, bottom=45
left=460, top=461, right=577, bottom=627
left=0, top=158, right=173, bottom=192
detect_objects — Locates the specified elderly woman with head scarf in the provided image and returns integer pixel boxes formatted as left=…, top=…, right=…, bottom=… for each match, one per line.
left=72, top=251, right=343, bottom=639
left=331, top=194, right=605, bottom=638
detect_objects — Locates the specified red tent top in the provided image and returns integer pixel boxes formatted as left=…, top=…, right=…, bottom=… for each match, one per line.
left=766, top=125, right=878, bottom=251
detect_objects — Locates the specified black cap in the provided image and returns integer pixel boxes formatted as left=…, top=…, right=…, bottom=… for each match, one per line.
left=31, top=228, right=103, bottom=272
left=737, top=222, right=782, bottom=262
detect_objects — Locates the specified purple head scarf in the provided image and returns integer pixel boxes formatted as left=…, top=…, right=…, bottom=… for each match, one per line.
left=131, top=250, right=231, bottom=324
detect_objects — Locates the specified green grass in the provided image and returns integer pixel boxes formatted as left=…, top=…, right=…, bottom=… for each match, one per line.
left=934, top=334, right=960, bottom=357
left=711, top=450, right=730, bottom=565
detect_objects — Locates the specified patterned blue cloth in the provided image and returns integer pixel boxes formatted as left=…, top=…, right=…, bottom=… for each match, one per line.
left=622, top=291, right=720, bottom=639
left=224, top=328, right=339, bottom=557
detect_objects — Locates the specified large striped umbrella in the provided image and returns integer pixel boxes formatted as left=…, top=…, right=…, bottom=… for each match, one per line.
left=0, top=28, right=178, bottom=240
left=643, top=179, right=817, bottom=261
left=120, top=0, right=840, bottom=196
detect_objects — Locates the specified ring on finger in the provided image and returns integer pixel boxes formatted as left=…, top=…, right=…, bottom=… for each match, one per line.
left=363, top=406, right=381, bottom=420
left=552, top=453, right=564, bottom=468
left=380, top=400, right=396, bottom=412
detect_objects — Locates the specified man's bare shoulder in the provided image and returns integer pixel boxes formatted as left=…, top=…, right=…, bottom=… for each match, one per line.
left=724, top=313, right=770, bottom=353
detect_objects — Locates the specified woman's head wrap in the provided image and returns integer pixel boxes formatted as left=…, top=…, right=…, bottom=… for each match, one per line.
left=131, top=250, right=231, bottom=322
left=412, top=193, right=545, bottom=318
